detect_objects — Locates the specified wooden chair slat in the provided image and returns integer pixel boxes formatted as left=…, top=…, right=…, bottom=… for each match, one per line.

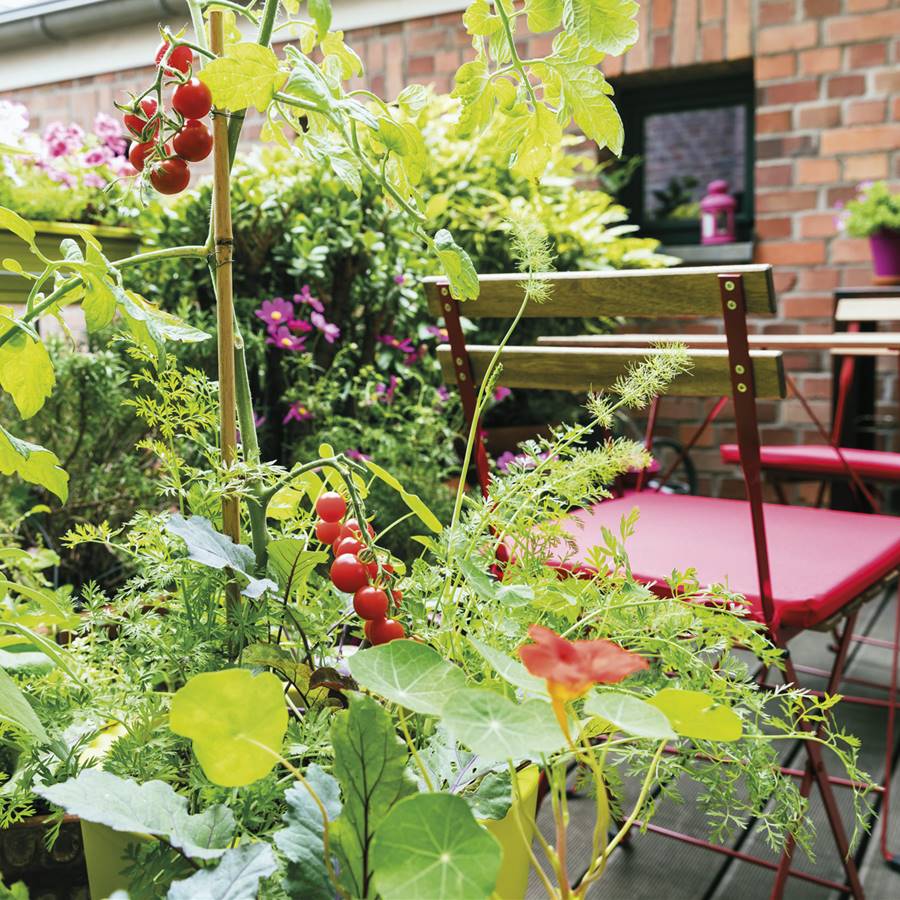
left=424, top=265, right=776, bottom=319
left=437, top=344, right=786, bottom=399
left=536, top=332, right=900, bottom=351
left=835, top=297, right=900, bottom=322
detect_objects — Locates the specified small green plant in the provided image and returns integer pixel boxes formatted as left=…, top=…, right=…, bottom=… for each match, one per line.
left=840, top=180, right=900, bottom=237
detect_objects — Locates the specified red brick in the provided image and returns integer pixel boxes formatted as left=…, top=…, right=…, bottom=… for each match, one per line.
left=843, top=153, right=889, bottom=181
left=825, top=11, right=900, bottom=45
left=762, top=79, right=819, bottom=106
left=757, top=163, right=794, bottom=186
left=893, top=97, right=900, bottom=122
left=797, top=158, right=840, bottom=184
left=804, top=0, right=840, bottom=13
left=759, top=1, right=794, bottom=26
left=757, top=241, right=826, bottom=266
left=653, top=34, right=673, bottom=67
left=874, top=69, right=900, bottom=94
left=756, top=189, right=819, bottom=213
left=798, top=47, right=841, bottom=75
left=847, top=41, right=888, bottom=69
left=832, top=238, right=874, bottom=263
left=828, top=186, right=860, bottom=206
left=827, top=75, right=867, bottom=98
left=842, top=265, right=879, bottom=287
left=756, top=109, right=792, bottom=133
left=757, top=216, right=794, bottom=239
left=772, top=270, right=799, bottom=293
left=702, top=23, right=723, bottom=60
left=758, top=22, right=818, bottom=54
left=407, top=56, right=435, bottom=77
left=845, top=99, right=887, bottom=126
left=782, top=295, right=837, bottom=318
left=653, top=0, right=674, bottom=29
left=847, top=0, right=888, bottom=9
left=755, top=53, right=796, bottom=81
left=407, top=29, right=446, bottom=53
left=799, top=213, right=839, bottom=238
left=796, top=103, right=841, bottom=129
left=821, top=124, right=900, bottom=154
left=797, top=268, right=840, bottom=291
left=726, top=0, right=751, bottom=59
left=756, top=134, right=815, bottom=159
left=700, top=0, right=723, bottom=22
left=673, top=0, right=699, bottom=65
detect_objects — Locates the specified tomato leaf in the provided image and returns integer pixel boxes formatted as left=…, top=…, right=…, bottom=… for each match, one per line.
left=170, top=669, right=288, bottom=787
left=199, top=43, right=287, bottom=113
left=467, top=636, right=549, bottom=697
left=0, top=322, right=54, bottom=419
left=0, top=425, right=68, bottom=502
left=525, top=0, right=564, bottom=31
left=0, top=207, right=36, bottom=251
left=372, top=793, right=502, bottom=900
left=308, top=0, right=332, bottom=36
left=434, top=229, right=480, bottom=301
left=363, top=459, right=443, bottom=533
left=562, top=0, right=640, bottom=56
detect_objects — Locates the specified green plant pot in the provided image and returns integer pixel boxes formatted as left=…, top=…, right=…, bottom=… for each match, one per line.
left=80, top=821, right=141, bottom=899
left=0, top=220, right=139, bottom=308
left=483, top=765, right=540, bottom=900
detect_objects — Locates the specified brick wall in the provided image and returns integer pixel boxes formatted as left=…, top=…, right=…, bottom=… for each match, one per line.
left=4, top=2, right=899, bottom=499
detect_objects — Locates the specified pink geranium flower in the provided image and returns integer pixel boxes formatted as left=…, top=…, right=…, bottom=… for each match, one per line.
left=267, top=326, right=306, bottom=351
left=83, top=146, right=113, bottom=167
left=43, top=122, right=84, bottom=158
left=256, top=297, right=294, bottom=328
left=93, top=112, right=126, bottom=155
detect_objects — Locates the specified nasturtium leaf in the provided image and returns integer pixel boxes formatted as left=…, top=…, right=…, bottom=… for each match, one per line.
left=363, top=460, right=443, bottom=533
left=308, top=0, right=332, bottom=36
left=468, top=637, right=548, bottom=697
left=526, top=0, right=564, bottom=31
left=331, top=693, right=417, bottom=898
left=348, top=640, right=468, bottom=716
left=275, top=765, right=342, bottom=900
left=199, top=43, right=287, bottom=113
left=562, top=0, right=640, bottom=56
left=647, top=688, right=743, bottom=743
left=442, top=689, right=567, bottom=761
left=0, top=425, right=68, bottom=502
left=584, top=690, right=676, bottom=740
left=0, top=665, right=48, bottom=743
left=371, top=793, right=502, bottom=900
left=167, top=843, right=277, bottom=900
left=463, top=0, right=503, bottom=35
left=0, top=207, right=36, bottom=250
left=0, top=326, right=54, bottom=419
left=266, top=485, right=303, bottom=520
left=434, top=229, right=479, bottom=301
left=170, top=669, right=288, bottom=787
left=36, top=770, right=234, bottom=859
left=465, top=770, right=513, bottom=820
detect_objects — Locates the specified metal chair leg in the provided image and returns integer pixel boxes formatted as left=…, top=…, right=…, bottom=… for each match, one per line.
left=880, top=580, right=900, bottom=871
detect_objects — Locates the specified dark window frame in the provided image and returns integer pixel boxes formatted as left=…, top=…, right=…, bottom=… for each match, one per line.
left=614, top=71, right=756, bottom=246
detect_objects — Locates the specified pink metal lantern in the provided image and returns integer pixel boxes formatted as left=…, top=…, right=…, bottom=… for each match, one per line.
left=700, top=179, right=736, bottom=245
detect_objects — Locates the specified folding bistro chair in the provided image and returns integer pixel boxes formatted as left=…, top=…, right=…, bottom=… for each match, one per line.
left=425, top=265, right=900, bottom=898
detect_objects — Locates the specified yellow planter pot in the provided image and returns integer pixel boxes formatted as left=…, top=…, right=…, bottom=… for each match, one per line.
left=80, top=820, right=142, bottom=900
left=484, top=765, right=541, bottom=900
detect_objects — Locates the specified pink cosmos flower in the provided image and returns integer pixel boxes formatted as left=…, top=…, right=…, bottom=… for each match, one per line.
left=295, top=286, right=325, bottom=314
left=378, top=334, right=416, bottom=355
left=288, top=318, right=314, bottom=334
left=267, top=326, right=306, bottom=351
left=403, top=344, right=427, bottom=366
left=494, top=386, right=512, bottom=403
left=425, top=325, right=449, bottom=342
left=256, top=297, right=294, bottom=328
left=345, top=448, right=372, bottom=462
left=283, top=402, right=313, bottom=424
left=436, top=385, right=450, bottom=404
left=310, top=310, right=340, bottom=344
left=376, top=375, right=400, bottom=404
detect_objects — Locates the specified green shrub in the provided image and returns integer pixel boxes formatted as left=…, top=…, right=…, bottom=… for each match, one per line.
left=841, top=180, right=900, bottom=238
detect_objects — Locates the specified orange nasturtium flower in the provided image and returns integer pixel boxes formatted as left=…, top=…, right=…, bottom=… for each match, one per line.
left=519, top=625, right=649, bottom=704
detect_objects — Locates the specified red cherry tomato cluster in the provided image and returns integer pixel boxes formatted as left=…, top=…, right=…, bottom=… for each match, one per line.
left=313, top=491, right=405, bottom=645
left=120, top=39, right=213, bottom=195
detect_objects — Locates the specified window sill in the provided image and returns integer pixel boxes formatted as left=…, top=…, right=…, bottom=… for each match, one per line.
left=661, top=242, right=755, bottom=265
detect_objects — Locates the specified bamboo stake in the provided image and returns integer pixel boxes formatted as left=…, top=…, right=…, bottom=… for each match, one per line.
left=210, top=10, right=241, bottom=549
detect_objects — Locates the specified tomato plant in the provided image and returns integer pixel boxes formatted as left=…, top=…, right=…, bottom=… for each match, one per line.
left=172, top=119, right=213, bottom=161
left=149, top=157, right=191, bottom=195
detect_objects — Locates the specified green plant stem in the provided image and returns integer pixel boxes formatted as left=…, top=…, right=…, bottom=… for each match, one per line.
left=493, top=1, right=538, bottom=107
left=508, top=761, right=557, bottom=900
left=200, top=0, right=260, bottom=24
left=398, top=708, right=434, bottom=791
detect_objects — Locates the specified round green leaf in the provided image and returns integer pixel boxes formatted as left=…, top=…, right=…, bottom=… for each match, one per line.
left=170, top=669, right=287, bottom=787
left=348, top=640, right=468, bottom=716
left=584, top=691, right=676, bottom=740
left=647, top=688, right=743, bottom=743
left=372, top=793, right=502, bottom=900
left=441, top=689, right=566, bottom=762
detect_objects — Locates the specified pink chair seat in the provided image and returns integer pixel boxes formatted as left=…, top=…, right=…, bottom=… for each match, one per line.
left=561, top=492, right=900, bottom=631
left=720, top=443, right=900, bottom=482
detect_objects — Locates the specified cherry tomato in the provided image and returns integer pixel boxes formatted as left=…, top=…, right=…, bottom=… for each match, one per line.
left=123, top=99, right=159, bottom=139
left=155, top=40, right=193, bottom=74
left=330, top=553, right=369, bottom=594
left=128, top=140, right=163, bottom=172
left=315, top=519, right=342, bottom=545
left=316, top=491, right=347, bottom=523
left=354, top=586, right=388, bottom=621
left=364, top=558, right=379, bottom=579
left=149, top=157, right=190, bottom=195
left=172, top=119, right=212, bottom=162
left=391, top=589, right=403, bottom=608
left=345, top=518, right=375, bottom=538
left=366, top=618, right=406, bottom=645
left=172, top=78, right=213, bottom=119
left=334, top=536, right=364, bottom=557
left=495, top=542, right=510, bottom=563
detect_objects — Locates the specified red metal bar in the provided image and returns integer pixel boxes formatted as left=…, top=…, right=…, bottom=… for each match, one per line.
left=880, top=579, right=900, bottom=865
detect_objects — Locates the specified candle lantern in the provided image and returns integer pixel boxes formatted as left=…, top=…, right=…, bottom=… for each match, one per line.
left=699, top=179, right=737, bottom=245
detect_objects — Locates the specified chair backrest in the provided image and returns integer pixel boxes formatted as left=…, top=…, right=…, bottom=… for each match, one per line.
left=426, top=264, right=783, bottom=628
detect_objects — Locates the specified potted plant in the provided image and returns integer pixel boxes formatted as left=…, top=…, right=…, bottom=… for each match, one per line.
left=840, top=180, right=900, bottom=284
left=0, top=2, right=871, bottom=899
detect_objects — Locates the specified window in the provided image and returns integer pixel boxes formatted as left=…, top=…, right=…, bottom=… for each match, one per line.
left=614, top=68, right=755, bottom=246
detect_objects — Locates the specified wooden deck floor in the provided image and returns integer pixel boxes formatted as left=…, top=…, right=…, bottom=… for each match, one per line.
left=527, top=588, right=900, bottom=899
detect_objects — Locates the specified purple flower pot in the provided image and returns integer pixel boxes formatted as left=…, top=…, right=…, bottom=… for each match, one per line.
left=870, top=230, right=900, bottom=283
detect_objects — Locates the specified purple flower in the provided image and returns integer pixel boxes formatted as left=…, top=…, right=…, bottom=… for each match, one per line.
left=378, top=334, right=416, bottom=355
left=46, top=167, right=76, bottom=187
left=283, top=402, right=314, bottom=424
left=43, top=122, right=84, bottom=158
left=83, top=172, right=107, bottom=189
left=425, top=325, right=448, bottom=341
left=253, top=412, right=267, bottom=428
left=375, top=375, right=400, bottom=405
left=267, top=326, right=306, bottom=351
left=310, top=310, right=341, bottom=344
left=93, top=112, right=126, bottom=155
left=288, top=318, right=314, bottom=334
left=436, top=385, right=450, bottom=405
left=295, top=286, right=325, bottom=314
left=494, top=386, right=511, bottom=403
left=403, top=344, right=427, bottom=366
left=345, top=448, right=372, bottom=461
left=394, top=273, right=406, bottom=285
left=256, top=297, right=294, bottom=328
left=109, top=154, right=138, bottom=177
left=82, top=146, right=113, bottom=167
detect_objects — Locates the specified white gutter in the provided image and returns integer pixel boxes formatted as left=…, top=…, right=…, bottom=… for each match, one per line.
left=0, top=1, right=467, bottom=92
